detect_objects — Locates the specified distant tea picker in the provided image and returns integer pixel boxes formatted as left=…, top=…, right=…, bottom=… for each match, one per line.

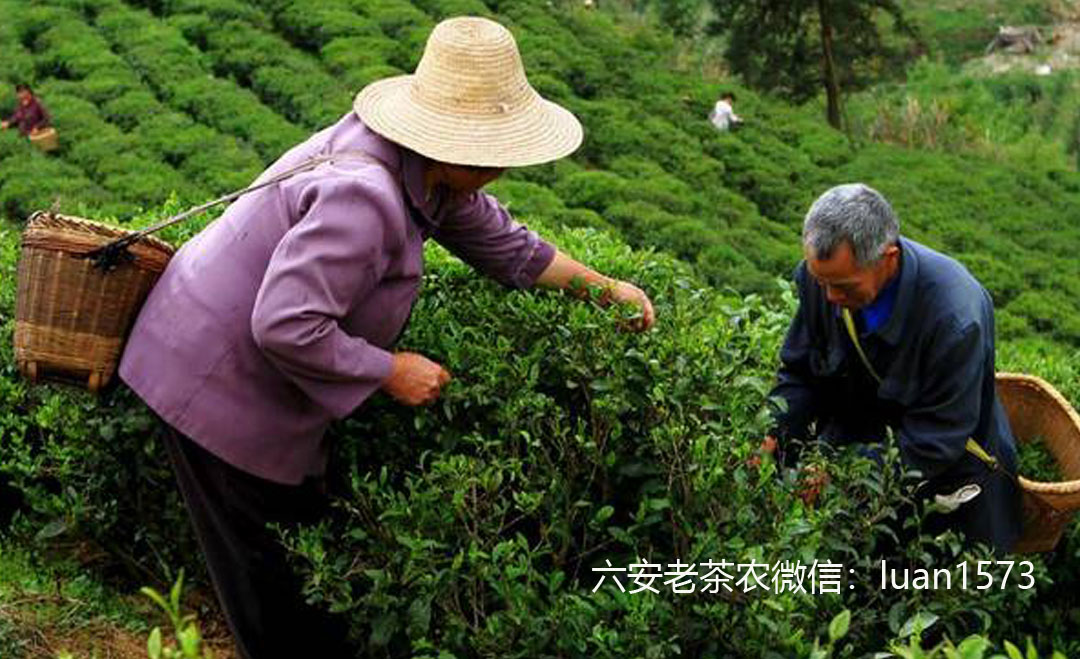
left=709, top=90, right=743, bottom=132
left=1, top=83, right=58, bottom=151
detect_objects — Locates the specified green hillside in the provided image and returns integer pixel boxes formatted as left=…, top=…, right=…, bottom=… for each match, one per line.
left=2, top=0, right=1079, bottom=345
left=0, top=0, right=1079, bottom=656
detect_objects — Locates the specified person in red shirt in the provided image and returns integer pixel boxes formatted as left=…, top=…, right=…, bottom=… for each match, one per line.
left=1, top=83, right=51, bottom=137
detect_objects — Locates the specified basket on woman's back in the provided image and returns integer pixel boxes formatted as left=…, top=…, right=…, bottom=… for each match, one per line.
left=13, top=152, right=373, bottom=392
left=14, top=211, right=173, bottom=392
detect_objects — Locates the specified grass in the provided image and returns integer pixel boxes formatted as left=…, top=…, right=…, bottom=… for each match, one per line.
left=0, top=539, right=234, bottom=659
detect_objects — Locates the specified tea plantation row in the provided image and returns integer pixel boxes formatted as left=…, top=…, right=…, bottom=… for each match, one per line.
left=0, top=0, right=1079, bottom=655
left=2, top=0, right=1080, bottom=344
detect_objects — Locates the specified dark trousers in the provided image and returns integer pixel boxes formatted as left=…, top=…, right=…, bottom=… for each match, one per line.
left=160, top=422, right=351, bottom=659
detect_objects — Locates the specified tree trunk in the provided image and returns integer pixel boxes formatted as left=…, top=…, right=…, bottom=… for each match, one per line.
left=817, top=0, right=842, bottom=129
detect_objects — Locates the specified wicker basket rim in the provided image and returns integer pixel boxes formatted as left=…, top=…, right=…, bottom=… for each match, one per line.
left=997, top=371, right=1080, bottom=493
left=25, top=211, right=175, bottom=254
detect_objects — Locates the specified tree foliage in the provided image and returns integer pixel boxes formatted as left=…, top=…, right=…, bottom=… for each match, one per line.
left=708, top=0, right=915, bottom=127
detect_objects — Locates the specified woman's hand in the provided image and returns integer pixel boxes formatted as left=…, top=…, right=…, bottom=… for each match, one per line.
left=382, top=352, right=452, bottom=406
left=606, top=280, right=655, bottom=331
left=535, top=251, right=656, bottom=332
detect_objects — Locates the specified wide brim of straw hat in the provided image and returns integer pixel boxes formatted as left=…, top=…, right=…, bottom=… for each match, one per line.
left=353, top=16, right=582, bottom=168
left=355, top=75, right=583, bottom=168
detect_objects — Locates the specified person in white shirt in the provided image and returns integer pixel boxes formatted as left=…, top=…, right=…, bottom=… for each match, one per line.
left=709, top=91, right=742, bottom=132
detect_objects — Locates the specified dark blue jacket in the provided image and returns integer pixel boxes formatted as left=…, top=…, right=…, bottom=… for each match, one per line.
left=771, top=237, right=1022, bottom=553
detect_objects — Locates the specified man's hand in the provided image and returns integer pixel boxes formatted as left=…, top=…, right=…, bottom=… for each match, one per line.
left=798, top=464, right=830, bottom=507
left=606, top=280, right=655, bottom=331
left=382, top=352, right=451, bottom=406
left=747, top=435, right=778, bottom=468
left=747, top=436, right=829, bottom=504
left=0, top=120, right=8, bottom=130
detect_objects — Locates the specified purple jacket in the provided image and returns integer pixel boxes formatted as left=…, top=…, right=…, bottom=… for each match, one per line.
left=120, top=113, right=556, bottom=484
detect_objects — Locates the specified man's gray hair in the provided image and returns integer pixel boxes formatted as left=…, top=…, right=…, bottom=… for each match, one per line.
left=803, top=183, right=900, bottom=267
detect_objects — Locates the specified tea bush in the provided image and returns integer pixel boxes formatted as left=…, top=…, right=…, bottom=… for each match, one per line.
left=1, top=0, right=1079, bottom=652
left=94, top=0, right=305, bottom=161
left=321, top=36, right=399, bottom=75
left=167, top=0, right=271, bottom=27
left=185, top=18, right=351, bottom=128
left=5, top=0, right=1080, bottom=347
left=275, top=6, right=382, bottom=51
left=0, top=148, right=117, bottom=220
left=2, top=200, right=1073, bottom=654
left=274, top=226, right=1063, bottom=656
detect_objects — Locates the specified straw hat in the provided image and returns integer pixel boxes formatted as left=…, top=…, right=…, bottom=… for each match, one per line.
left=354, top=16, right=583, bottom=168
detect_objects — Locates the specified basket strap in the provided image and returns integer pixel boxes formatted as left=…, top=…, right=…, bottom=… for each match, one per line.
left=965, top=438, right=999, bottom=469
left=83, top=150, right=394, bottom=270
left=842, top=308, right=883, bottom=384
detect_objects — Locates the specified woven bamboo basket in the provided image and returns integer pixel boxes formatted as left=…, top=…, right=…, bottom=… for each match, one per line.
left=996, top=372, right=1080, bottom=553
left=29, top=127, right=59, bottom=152
left=14, top=211, right=174, bottom=392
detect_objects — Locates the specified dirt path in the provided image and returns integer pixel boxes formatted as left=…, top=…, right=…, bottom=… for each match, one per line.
left=0, top=594, right=236, bottom=659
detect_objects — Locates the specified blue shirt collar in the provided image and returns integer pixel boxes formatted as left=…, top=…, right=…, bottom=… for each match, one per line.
left=828, top=239, right=914, bottom=344
left=876, top=239, right=918, bottom=344
left=860, top=260, right=901, bottom=334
